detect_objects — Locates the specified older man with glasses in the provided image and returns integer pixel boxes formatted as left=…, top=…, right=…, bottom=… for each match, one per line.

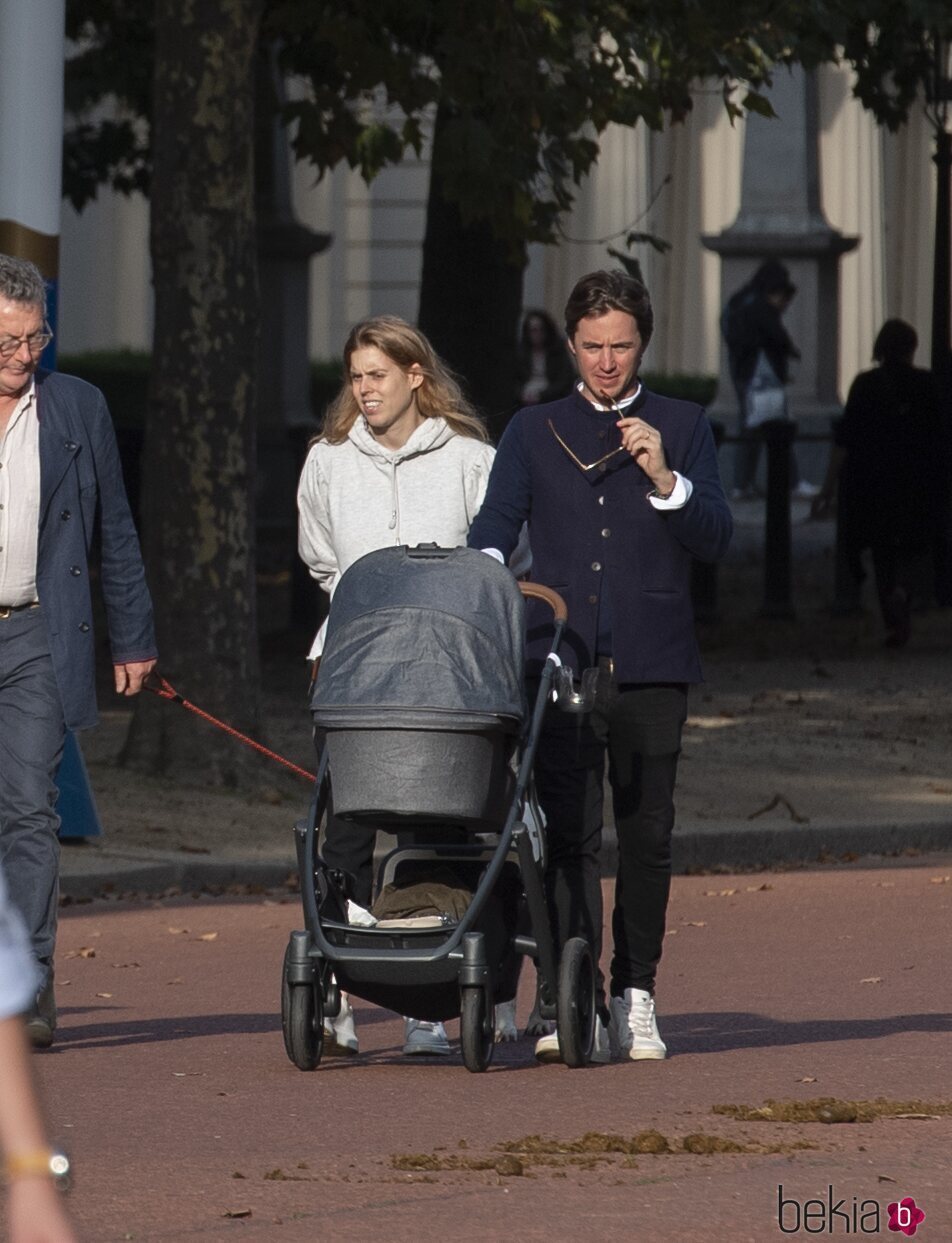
left=469, top=269, right=731, bottom=1064
left=0, top=254, right=156, bottom=1048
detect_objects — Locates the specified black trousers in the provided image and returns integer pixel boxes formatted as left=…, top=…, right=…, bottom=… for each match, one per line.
left=533, top=664, right=687, bottom=1004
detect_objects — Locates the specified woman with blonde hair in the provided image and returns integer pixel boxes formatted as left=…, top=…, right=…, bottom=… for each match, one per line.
left=298, top=315, right=501, bottom=1060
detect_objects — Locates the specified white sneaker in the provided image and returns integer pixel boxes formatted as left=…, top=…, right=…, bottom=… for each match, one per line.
left=494, top=998, right=518, bottom=1042
left=610, top=988, right=667, bottom=1060
left=533, top=1016, right=612, bottom=1064
left=402, top=1018, right=452, bottom=1056
left=323, top=992, right=359, bottom=1056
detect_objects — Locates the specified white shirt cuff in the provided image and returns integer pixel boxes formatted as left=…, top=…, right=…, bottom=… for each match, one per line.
left=481, top=548, right=506, bottom=564
left=648, top=472, right=692, bottom=509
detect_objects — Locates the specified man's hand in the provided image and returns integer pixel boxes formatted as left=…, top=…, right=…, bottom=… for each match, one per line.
left=616, top=416, right=675, bottom=495
left=114, top=659, right=158, bottom=696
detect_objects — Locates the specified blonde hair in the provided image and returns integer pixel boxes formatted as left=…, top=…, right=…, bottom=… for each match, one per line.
left=318, top=315, right=488, bottom=445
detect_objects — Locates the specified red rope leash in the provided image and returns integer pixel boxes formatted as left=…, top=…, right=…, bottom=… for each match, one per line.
left=145, top=673, right=316, bottom=783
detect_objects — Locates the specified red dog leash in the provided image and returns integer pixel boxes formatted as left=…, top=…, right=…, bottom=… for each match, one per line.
left=145, top=673, right=316, bottom=783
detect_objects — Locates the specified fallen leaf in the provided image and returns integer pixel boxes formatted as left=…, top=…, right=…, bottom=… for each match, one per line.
left=232, top=1172, right=246, bottom=1179
left=65, top=946, right=97, bottom=960
left=684, top=921, right=707, bottom=928
left=96, top=992, right=113, bottom=998
left=746, top=883, right=773, bottom=891
left=892, top=1113, right=939, bottom=1121
left=166, top=977, right=184, bottom=985
left=860, top=977, right=882, bottom=985
left=797, top=1077, right=818, bottom=1084
left=222, top=1209, right=252, bottom=1219
left=878, top=1174, right=897, bottom=1183
left=167, top=927, right=189, bottom=935
left=111, top=962, right=140, bottom=969
left=197, top=932, right=219, bottom=942
left=929, top=876, right=950, bottom=885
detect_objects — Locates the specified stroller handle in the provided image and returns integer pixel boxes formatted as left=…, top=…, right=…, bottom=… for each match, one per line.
left=519, top=581, right=567, bottom=623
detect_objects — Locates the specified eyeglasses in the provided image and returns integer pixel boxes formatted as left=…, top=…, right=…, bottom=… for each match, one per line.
left=0, top=326, right=53, bottom=360
left=547, top=390, right=630, bottom=474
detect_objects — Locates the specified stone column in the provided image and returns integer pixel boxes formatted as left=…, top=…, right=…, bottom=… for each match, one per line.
left=703, top=66, right=857, bottom=484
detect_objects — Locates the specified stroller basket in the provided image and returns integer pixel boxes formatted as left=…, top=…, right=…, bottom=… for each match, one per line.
left=325, top=727, right=514, bottom=828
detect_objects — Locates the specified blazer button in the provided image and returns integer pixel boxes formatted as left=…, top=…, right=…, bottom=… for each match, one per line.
left=70, top=566, right=82, bottom=576
left=597, top=495, right=605, bottom=506
left=79, top=622, right=90, bottom=633
left=589, top=594, right=598, bottom=605
left=64, top=440, right=78, bottom=451
left=601, top=528, right=611, bottom=538
left=591, top=561, right=602, bottom=572
left=61, top=510, right=71, bottom=521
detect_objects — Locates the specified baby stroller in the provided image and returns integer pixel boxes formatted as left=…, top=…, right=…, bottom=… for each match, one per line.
left=280, top=544, right=596, bottom=1072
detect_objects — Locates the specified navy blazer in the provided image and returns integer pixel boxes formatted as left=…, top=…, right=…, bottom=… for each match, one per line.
left=467, top=387, right=732, bottom=684
left=34, top=370, right=156, bottom=730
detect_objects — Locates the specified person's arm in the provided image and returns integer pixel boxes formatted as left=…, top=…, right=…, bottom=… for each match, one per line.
left=0, top=1021, right=76, bottom=1243
left=296, top=449, right=339, bottom=597
left=466, top=416, right=533, bottom=561
left=87, top=391, right=158, bottom=679
left=0, top=1016, right=76, bottom=1243
left=658, top=413, right=733, bottom=563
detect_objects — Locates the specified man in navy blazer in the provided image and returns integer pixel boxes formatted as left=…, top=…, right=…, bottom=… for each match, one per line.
left=469, top=270, right=731, bottom=1063
left=0, top=254, right=156, bottom=1048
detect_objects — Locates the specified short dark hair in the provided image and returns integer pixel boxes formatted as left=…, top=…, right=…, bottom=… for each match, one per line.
left=0, top=253, right=47, bottom=311
left=872, top=318, right=917, bottom=365
left=564, top=269, right=653, bottom=345
left=751, top=259, right=796, bottom=300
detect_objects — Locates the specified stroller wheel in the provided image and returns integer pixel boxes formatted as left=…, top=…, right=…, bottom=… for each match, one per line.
left=460, top=987, right=495, bottom=1073
left=556, top=937, right=595, bottom=1068
left=281, top=943, right=324, bottom=1071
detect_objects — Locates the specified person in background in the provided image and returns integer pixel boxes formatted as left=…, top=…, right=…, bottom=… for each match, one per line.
left=298, top=314, right=499, bottom=1059
left=469, top=269, right=732, bottom=1064
left=0, top=255, right=156, bottom=1051
left=515, top=309, right=577, bottom=408
left=721, top=258, right=817, bottom=501
left=811, top=319, right=943, bottom=647
left=0, top=861, right=76, bottom=1242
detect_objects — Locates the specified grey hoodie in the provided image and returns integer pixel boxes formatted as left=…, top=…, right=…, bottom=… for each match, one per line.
left=298, top=416, right=496, bottom=656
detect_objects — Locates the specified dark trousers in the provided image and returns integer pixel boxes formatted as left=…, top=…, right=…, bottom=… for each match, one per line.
left=0, top=606, right=66, bottom=973
left=533, top=664, right=686, bottom=1005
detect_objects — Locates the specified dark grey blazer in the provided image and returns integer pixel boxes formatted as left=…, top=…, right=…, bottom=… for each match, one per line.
left=34, top=369, right=156, bottom=730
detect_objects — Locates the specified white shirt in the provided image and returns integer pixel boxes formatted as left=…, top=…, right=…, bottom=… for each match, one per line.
left=0, top=381, right=40, bottom=605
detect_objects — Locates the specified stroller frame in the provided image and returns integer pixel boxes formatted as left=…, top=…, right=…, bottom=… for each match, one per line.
left=281, top=554, right=596, bottom=1073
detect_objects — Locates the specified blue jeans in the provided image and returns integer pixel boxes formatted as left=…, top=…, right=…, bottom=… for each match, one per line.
left=0, top=605, right=65, bottom=969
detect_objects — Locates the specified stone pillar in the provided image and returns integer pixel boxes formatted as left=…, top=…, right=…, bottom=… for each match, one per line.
left=703, top=66, right=857, bottom=484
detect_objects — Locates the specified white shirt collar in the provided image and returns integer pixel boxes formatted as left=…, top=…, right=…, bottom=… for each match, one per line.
left=577, top=380, right=642, bottom=411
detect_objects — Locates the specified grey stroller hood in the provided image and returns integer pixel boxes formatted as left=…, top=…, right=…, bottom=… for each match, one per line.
left=312, top=546, right=526, bottom=733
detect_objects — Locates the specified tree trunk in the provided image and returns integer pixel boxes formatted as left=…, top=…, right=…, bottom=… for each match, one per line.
left=418, top=105, right=526, bottom=442
left=122, top=0, right=266, bottom=786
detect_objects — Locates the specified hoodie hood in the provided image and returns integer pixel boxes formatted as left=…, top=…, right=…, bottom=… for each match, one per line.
left=347, top=414, right=456, bottom=462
